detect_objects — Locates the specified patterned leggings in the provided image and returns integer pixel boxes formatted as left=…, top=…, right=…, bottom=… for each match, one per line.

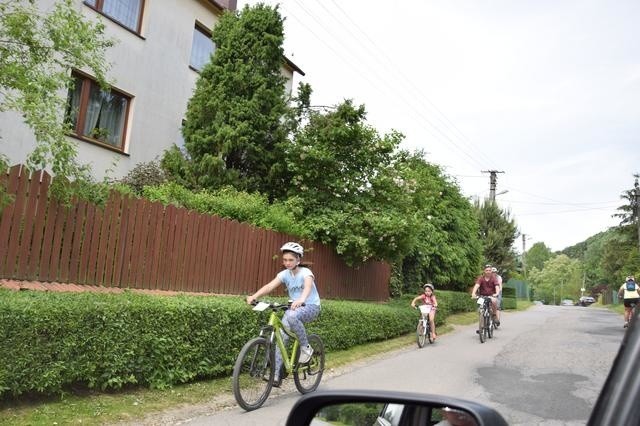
left=275, top=304, right=321, bottom=375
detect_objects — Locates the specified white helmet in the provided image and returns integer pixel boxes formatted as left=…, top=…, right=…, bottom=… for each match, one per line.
left=280, top=242, right=304, bottom=257
left=491, top=267, right=498, bottom=273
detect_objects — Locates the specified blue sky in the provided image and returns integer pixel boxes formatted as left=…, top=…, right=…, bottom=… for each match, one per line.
left=239, top=0, right=640, bottom=252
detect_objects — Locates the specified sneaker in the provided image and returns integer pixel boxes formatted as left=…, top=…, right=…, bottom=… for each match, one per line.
left=299, top=344, right=314, bottom=363
left=272, top=373, right=281, bottom=388
left=495, top=319, right=500, bottom=327
left=624, top=322, right=629, bottom=328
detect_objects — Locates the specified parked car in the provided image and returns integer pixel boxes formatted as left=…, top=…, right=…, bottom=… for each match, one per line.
left=285, top=308, right=640, bottom=426
left=560, top=299, right=574, bottom=306
left=579, top=296, right=596, bottom=306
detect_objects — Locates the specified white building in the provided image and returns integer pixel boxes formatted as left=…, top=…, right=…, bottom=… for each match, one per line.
left=0, top=0, right=303, bottom=180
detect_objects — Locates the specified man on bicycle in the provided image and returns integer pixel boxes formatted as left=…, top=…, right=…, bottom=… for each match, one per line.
left=471, top=265, right=501, bottom=326
left=618, top=275, right=639, bottom=328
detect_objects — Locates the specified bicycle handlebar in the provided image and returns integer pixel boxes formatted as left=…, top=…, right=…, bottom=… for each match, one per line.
left=250, top=300, right=305, bottom=311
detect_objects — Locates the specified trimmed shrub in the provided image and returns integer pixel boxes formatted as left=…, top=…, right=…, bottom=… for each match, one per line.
left=0, top=288, right=478, bottom=397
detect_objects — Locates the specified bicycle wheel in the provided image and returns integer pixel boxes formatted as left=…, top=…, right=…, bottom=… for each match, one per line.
left=427, top=321, right=434, bottom=344
left=487, top=315, right=494, bottom=339
left=478, top=311, right=485, bottom=343
left=232, top=337, right=274, bottom=411
left=416, top=320, right=426, bottom=348
left=294, top=334, right=325, bottom=394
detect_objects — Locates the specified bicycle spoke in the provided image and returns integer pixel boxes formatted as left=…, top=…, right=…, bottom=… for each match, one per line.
left=232, top=338, right=273, bottom=411
left=417, top=321, right=426, bottom=348
left=294, top=334, right=324, bottom=394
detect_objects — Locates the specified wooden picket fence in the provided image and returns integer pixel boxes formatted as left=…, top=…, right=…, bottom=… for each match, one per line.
left=0, top=165, right=390, bottom=301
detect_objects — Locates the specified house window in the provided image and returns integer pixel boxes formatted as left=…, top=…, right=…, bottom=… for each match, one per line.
left=84, top=0, right=144, bottom=33
left=190, top=24, right=215, bottom=71
left=65, top=72, right=131, bottom=151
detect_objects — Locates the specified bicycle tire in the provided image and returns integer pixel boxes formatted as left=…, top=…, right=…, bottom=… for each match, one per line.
left=478, top=311, right=486, bottom=343
left=294, top=334, right=325, bottom=394
left=232, top=337, right=274, bottom=411
left=427, top=321, right=434, bottom=344
left=417, top=320, right=426, bottom=348
left=487, top=315, right=494, bottom=339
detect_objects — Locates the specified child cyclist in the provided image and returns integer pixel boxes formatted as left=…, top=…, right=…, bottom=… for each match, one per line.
left=410, top=283, right=438, bottom=341
left=246, top=242, right=321, bottom=387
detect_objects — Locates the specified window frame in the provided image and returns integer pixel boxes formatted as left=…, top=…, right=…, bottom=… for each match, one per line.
left=66, top=70, right=132, bottom=154
left=83, top=0, right=145, bottom=35
left=189, top=22, right=215, bottom=72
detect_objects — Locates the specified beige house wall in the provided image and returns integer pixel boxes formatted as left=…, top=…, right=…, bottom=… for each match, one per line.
left=0, top=0, right=300, bottom=180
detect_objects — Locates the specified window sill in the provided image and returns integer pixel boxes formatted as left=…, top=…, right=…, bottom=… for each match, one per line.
left=71, top=135, right=130, bottom=156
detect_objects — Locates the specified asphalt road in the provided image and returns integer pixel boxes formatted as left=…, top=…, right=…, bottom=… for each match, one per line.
left=144, top=305, right=624, bottom=425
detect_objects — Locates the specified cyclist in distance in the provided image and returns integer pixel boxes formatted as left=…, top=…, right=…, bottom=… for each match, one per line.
left=471, top=264, right=501, bottom=326
left=410, top=283, right=438, bottom=341
left=617, top=275, right=639, bottom=328
left=492, top=267, right=503, bottom=317
left=246, top=242, right=321, bottom=386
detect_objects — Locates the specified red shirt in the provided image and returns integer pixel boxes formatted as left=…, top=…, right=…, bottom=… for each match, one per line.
left=475, top=275, right=499, bottom=296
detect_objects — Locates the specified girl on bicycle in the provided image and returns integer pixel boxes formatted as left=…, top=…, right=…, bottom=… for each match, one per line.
left=410, top=283, right=438, bottom=341
left=246, top=242, right=321, bottom=386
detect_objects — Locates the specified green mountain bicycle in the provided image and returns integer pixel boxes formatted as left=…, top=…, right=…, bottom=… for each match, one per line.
left=232, top=300, right=325, bottom=411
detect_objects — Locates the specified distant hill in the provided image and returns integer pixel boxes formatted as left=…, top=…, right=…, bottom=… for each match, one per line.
left=560, top=229, right=614, bottom=260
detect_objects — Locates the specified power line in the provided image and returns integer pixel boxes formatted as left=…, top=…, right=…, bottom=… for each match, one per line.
left=281, top=1, right=491, bottom=171
left=325, top=0, right=498, bottom=170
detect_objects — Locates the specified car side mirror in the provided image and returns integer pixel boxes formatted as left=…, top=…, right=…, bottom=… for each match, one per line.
left=285, top=390, right=508, bottom=426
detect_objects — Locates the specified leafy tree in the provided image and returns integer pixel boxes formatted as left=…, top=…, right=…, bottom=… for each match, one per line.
left=613, top=174, right=639, bottom=250
left=0, top=0, right=113, bottom=201
left=529, top=254, right=581, bottom=304
left=525, top=242, right=554, bottom=271
left=178, top=4, right=290, bottom=196
left=284, top=99, right=415, bottom=264
left=613, top=174, right=639, bottom=226
left=397, top=151, right=482, bottom=292
left=474, top=199, right=519, bottom=278
left=600, top=231, right=638, bottom=286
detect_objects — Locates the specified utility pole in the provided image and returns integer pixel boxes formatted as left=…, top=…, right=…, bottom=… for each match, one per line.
left=522, top=233, right=527, bottom=280
left=635, top=174, right=639, bottom=251
left=482, top=170, right=505, bottom=201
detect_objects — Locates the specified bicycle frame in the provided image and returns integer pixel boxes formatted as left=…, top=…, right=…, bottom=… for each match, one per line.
left=259, top=308, right=301, bottom=375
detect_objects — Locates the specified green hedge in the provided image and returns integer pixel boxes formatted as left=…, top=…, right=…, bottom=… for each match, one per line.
left=0, top=288, right=478, bottom=397
left=501, top=287, right=517, bottom=309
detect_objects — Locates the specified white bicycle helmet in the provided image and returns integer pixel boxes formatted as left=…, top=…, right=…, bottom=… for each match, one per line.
left=491, top=267, right=498, bottom=273
left=423, top=283, right=435, bottom=291
left=280, top=242, right=304, bottom=257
